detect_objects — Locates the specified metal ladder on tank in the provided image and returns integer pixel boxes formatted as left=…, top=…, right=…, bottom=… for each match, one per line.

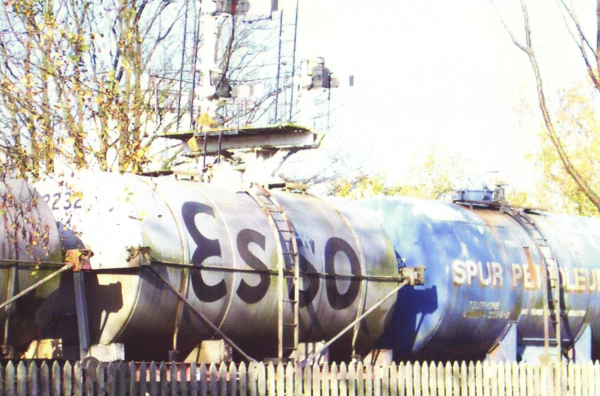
left=248, top=183, right=300, bottom=362
left=507, top=208, right=562, bottom=359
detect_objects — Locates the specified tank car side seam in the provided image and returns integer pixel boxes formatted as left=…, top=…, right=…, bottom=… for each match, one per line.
left=310, top=196, right=368, bottom=352
left=190, top=183, right=237, bottom=332
left=136, top=176, right=190, bottom=351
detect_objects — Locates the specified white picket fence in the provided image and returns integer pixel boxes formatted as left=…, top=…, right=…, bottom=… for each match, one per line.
left=0, top=359, right=599, bottom=395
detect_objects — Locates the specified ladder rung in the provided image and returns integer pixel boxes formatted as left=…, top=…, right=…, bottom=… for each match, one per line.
left=283, top=299, right=298, bottom=303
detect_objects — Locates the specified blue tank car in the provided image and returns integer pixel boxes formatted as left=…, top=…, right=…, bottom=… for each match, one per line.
left=360, top=196, right=600, bottom=363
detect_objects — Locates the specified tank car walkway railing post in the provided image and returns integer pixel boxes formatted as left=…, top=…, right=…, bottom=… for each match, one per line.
left=147, top=266, right=257, bottom=363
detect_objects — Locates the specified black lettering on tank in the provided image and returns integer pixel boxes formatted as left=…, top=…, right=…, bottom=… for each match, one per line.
left=325, top=237, right=361, bottom=310
left=236, top=229, right=270, bottom=304
left=182, top=201, right=227, bottom=303
left=297, top=253, right=320, bottom=307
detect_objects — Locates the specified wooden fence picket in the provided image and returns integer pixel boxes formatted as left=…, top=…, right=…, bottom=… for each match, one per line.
left=388, top=363, right=397, bottom=396
left=41, top=362, right=49, bottom=396
left=85, top=360, right=96, bottom=396
left=340, top=362, right=349, bottom=396
left=436, top=362, right=444, bottom=396
left=413, top=362, right=421, bottom=396
left=6, top=361, right=14, bottom=396
left=220, top=362, right=228, bottom=396
left=148, top=362, right=158, bottom=396
left=229, top=363, right=237, bottom=396
left=427, top=361, right=435, bottom=396
left=575, top=361, right=582, bottom=396
left=267, top=362, right=277, bottom=396
left=331, top=362, right=340, bottom=396
left=419, top=362, right=427, bottom=396
left=510, top=362, right=518, bottom=396
left=373, top=363, right=381, bottom=396
left=285, top=362, right=293, bottom=396
left=360, top=362, right=368, bottom=396
left=233, top=362, right=240, bottom=396
left=138, top=362, right=147, bottom=396
left=16, top=361, right=25, bottom=396
left=105, top=362, right=115, bottom=396
left=404, top=362, right=415, bottom=396
left=96, top=361, right=105, bottom=396
left=312, top=362, right=320, bottom=396
left=527, top=363, right=535, bottom=396
left=349, top=362, right=358, bottom=396
left=382, top=363, right=390, bottom=396
left=73, top=361, right=82, bottom=396
left=467, top=361, right=474, bottom=396
left=190, top=363, right=198, bottom=396
left=170, top=362, right=178, bottom=396
left=488, top=361, right=497, bottom=396
left=51, top=361, right=60, bottom=396
left=592, top=360, right=600, bottom=395
left=323, top=362, right=330, bottom=396
left=398, top=362, right=405, bottom=396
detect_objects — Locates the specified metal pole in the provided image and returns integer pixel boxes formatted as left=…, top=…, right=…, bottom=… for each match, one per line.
left=2, top=265, right=17, bottom=357
left=273, top=10, right=283, bottom=123
left=300, top=281, right=407, bottom=365
left=0, top=265, right=71, bottom=311
left=148, top=266, right=256, bottom=362
left=176, top=0, right=190, bottom=131
left=189, top=4, right=202, bottom=130
left=74, top=271, right=91, bottom=360
left=288, top=0, right=299, bottom=122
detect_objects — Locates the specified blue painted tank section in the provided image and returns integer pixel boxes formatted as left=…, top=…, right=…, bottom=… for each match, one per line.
left=360, top=198, right=522, bottom=360
left=360, top=197, right=600, bottom=361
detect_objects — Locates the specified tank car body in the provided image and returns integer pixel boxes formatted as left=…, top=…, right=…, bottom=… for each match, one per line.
left=0, top=180, right=62, bottom=354
left=360, top=197, right=600, bottom=362
left=35, top=172, right=399, bottom=361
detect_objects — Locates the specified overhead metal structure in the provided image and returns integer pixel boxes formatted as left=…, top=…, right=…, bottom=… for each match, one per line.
left=162, top=124, right=322, bottom=156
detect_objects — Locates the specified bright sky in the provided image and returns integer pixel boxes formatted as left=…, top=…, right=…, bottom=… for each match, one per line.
left=251, top=0, right=591, bottom=190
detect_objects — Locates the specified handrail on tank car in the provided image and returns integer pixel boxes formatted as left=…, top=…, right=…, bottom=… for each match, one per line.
left=301, top=280, right=409, bottom=366
left=301, top=266, right=425, bottom=366
left=146, top=265, right=258, bottom=363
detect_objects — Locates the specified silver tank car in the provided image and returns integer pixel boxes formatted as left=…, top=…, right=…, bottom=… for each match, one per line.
left=35, top=172, right=399, bottom=361
left=360, top=196, right=600, bottom=362
left=0, top=180, right=62, bottom=355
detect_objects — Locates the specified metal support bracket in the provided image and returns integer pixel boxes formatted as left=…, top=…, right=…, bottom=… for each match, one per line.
left=65, top=249, right=94, bottom=272
left=126, top=246, right=152, bottom=267
left=399, top=266, right=426, bottom=286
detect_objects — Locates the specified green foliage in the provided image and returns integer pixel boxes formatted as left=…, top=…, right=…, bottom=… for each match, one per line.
left=330, top=144, right=470, bottom=200
left=0, top=0, right=183, bottom=177
left=399, top=144, right=469, bottom=200
left=529, top=81, right=600, bottom=216
left=330, top=175, right=403, bottom=200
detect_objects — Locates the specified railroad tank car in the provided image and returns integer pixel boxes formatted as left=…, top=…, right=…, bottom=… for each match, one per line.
left=0, top=180, right=62, bottom=355
left=360, top=196, right=600, bottom=362
left=34, top=172, right=399, bottom=361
